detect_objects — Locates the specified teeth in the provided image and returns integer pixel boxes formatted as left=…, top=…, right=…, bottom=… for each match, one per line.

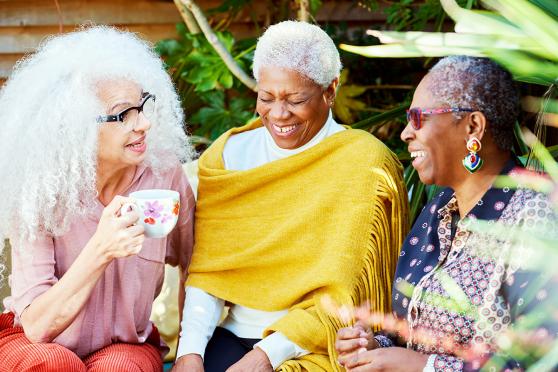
left=410, top=151, right=426, bottom=158
left=273, top=124, right=297, bottom=133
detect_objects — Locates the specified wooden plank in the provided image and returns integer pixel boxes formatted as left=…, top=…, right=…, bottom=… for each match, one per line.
left=316, top=2, right=387, bottom=22
left=0, top=24, right=179, bottom=54
left=0, top=0, right=385, bottom=27
left=0, top=0, right=182, bottom=26
left=0, top=53, right=24, bottom=78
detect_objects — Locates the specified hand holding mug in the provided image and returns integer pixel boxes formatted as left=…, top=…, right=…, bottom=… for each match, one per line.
left=91, top=195, right=146, bottom=262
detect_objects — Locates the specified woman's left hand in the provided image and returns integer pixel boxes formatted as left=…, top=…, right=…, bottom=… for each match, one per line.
left=225, top=347, right=273, bottom=372
left=338, top=347, right=428, bottom=372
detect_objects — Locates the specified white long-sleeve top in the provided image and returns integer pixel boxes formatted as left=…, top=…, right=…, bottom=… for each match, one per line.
left=177, top=112, right=345, bottom=369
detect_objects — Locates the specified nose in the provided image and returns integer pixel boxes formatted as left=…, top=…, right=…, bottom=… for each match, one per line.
left=268, top=101, right=290, bottom=121
left=133, top=111, right=152, bottom=133
left=400, top=121, right=415, bottom=143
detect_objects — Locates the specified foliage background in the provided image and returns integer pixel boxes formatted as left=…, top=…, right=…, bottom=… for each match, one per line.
left=156, top=0, right=556, bottom=222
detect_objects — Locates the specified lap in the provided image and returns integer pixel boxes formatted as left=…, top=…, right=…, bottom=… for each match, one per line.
left=0, top=313, right=162, bottom=372
left=204, top=327, right=260, bottom=372
left=84, top=342, right=163, bottom=372
left=0, top=314, right=85, bottom=372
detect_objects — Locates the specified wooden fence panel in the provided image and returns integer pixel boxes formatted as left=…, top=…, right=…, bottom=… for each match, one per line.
left=0, top=0, right=385, bottom=82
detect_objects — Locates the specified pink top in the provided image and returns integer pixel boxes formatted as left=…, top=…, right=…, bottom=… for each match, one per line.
left=3, top=164, right=195, bottom=358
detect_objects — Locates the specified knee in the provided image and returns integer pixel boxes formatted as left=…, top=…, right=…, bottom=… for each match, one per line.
left=88, top=346, right=161, bottom=372
left=23, top=343, right=85, bottom=372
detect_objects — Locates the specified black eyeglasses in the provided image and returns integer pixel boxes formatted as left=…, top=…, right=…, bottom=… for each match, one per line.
left=97, top=92, right=156, bottom=125
left=406, top=107, right=474, bottom=130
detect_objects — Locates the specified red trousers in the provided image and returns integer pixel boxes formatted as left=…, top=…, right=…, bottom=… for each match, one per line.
left=0, top=313, right=163, bottom=372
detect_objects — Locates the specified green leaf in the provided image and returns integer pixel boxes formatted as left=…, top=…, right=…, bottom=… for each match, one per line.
left=485, top=50, right=558, bottom=86
left=528, top=0, right=558, bottom=19
left=440, top=0, right=524, bottom=36
left=367, top=30, right=552, bottom=59
left=219, top=71, right=234, bottom=90
left=190, top=91, right=255, bottom=140
left=483, top=0, right=558, bottom=59
left=309, top=0, right=323, bottom=14
left=351, top=104, right=408, bottom=130
left=340, top=42, right=486, bottom=58
left=333, top=70, right=371, bottom=124
left=216, top=31, right=236, bottom=52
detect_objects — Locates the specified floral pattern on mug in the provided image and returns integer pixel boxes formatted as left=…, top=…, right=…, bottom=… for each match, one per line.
left=144, top=217, right=156, bottom=225
left=144, top=201, right=164, bottom=219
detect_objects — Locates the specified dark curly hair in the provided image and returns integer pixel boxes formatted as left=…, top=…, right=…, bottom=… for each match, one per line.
left=428, top=56, right=520, bottom=151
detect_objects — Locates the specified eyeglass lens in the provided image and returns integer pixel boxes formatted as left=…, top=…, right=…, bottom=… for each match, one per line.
left=406, top=108, right=421, bottom=130
left=121, top=95, right=155, bottom=128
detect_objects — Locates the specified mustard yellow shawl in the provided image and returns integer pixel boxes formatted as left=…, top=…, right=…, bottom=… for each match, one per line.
left=187, top=119, right=409, bottom=371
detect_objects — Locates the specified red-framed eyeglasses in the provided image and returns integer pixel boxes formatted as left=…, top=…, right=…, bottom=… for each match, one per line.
left=406, top=107, right=474, bottom=130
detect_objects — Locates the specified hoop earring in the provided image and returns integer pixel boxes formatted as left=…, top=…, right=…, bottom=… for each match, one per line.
left=462, top=137, right=483, bottom=173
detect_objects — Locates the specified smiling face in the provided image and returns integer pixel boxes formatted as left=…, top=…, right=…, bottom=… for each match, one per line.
left=256, top=67, right=335, bottom=149
left=96, top=79, right=152, bottom=169
left=401, top=75, right=470, bottom=187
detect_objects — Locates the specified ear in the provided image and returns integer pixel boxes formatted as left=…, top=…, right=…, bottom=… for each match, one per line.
left=465, top=111, right=487, bottom=142
left=325, top=77, right=339, bottom=102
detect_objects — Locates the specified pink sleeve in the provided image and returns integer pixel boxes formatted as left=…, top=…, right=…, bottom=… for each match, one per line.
left=165, top=165, right=195, bottom=272
left=8, top=235, right=58, bottom=317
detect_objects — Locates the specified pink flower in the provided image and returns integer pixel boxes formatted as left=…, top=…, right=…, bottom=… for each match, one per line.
left=144, top=201, right=164, bottom=219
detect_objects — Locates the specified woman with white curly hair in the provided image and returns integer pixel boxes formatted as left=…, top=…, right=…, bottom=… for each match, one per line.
left=0, top=26, right=195, bottom=371
left=173, top=21, right=408, bottom=372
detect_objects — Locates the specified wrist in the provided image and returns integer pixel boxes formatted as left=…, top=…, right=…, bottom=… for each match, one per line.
left=253, top=347, right=272, bottom=366
left=83, top=237, right=111, bottom=267
left=176, top=353, right=203, bottom=363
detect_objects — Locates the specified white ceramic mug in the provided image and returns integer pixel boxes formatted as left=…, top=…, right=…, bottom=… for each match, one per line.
left=121, top=189, right=180, bottom=238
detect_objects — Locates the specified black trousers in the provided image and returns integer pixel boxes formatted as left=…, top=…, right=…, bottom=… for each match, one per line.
left=204, top=327, right=261, bottom=372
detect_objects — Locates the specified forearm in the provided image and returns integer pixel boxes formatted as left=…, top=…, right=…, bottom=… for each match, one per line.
left=176, top=286, right=224, bottom=359
left=178, top=266, right=186, bottom=323
left=255, top=332, right=309, bottom=369
left=21, top=240, right=109, bottom=343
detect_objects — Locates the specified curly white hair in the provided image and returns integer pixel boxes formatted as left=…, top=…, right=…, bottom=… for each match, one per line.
left=0, top=26, right=193, bottom=249
left=252, top=21, right=342, bottom=88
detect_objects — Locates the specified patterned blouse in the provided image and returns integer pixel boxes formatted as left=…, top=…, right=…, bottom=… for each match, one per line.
left=378, top=160, right=557, bottom=371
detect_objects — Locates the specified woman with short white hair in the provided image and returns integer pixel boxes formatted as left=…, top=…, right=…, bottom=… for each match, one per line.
left=173, top=21, right=408, bottom=372
left=0, top=26, right=195, bottom=371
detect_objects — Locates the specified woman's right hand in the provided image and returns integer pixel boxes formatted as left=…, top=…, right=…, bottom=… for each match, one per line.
left=335, top=322, right=378, bottom=357
left=90, top=195, right=145, bottom=262
left=172, top=354, right=204, bottom=372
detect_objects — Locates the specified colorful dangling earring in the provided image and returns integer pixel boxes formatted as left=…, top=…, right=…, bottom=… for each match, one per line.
left=462, top=137, right=483, bottom=173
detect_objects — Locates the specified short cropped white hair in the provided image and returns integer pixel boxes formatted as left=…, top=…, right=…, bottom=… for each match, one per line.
left=0, top=26, right=193, bottom=248
left=252, top=21, right=342, bottom=88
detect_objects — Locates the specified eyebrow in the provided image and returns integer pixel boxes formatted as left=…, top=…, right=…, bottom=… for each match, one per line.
left=108, top=91, right=144, bottom=113
left=260, top=90, right=308, bottom=97
left=109, top=102, right=132, bottom=113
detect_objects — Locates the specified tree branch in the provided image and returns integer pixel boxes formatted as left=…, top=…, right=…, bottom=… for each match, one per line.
left=173, top=0, right=200, bottom=34
left=179, top=0, right=258, bottom=92
left=297, top=0, right=310, bottom=22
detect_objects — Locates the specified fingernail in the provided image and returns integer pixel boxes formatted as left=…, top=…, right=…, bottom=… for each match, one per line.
left=359, top=338, right=368, bottom=346
left=358, top=347, right=367, bottom=354
left=359, top=330, right=367, bottom=338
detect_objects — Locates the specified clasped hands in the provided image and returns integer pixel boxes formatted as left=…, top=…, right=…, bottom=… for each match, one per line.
left=172, top=347, right=273, bottom=372
left=335, top=322, right=428, bottom=372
